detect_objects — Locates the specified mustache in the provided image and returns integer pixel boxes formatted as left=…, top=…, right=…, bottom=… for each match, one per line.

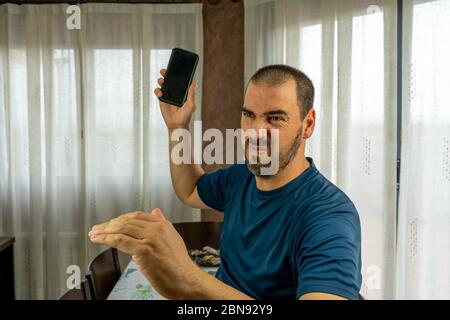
left=247, top=138, right=271, bottom=147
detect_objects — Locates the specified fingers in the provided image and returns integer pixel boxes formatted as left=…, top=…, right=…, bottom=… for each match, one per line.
left=151, top=208, right=166, bottom=221
left=186, top=81, right=196, bottom=106
left=90, top=233, right=140, bottom=256
left=88, top=209, right=170, bottom=255
left=89, top=221, right=109, bottom=233
left=90, top=222, right=148, bottom=240
left=89, top=211, right=161, bottom=236
left=155, top=75, right=164, bottom=98
left=154, top=68, right=197, bottom=106
left=153, top=69, right=166, bottom=99
left=121, top=211, right=162, bottom=222
left=154, top=88, right=163, bottom=98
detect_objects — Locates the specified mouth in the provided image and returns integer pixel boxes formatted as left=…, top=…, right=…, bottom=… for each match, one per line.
left=248, top=142, right=270, bottom=157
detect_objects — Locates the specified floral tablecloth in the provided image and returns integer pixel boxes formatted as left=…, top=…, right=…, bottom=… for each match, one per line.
left=107, top=260, right=218, bottom=300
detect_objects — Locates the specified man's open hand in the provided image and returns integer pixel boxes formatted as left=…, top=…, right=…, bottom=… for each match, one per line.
left=88, top=208, right=199, bottom=299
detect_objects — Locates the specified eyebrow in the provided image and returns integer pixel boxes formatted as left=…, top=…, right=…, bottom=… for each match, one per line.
left=241, top=106, right=288, bottom=117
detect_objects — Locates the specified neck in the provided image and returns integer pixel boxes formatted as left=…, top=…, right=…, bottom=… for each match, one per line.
left=255, top=153, right=311, bottom=191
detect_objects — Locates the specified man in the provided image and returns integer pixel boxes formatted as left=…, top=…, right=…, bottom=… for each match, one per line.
left=89, top=65, right=362, bottom=300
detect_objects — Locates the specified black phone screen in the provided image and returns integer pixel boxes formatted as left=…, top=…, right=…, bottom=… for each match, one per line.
left=160, top=48, right=199, bottom=107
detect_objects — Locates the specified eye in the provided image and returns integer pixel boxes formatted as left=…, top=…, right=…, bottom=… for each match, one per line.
left=242, top=110, right=254, bottom=118
left=268, top=116, right=282, bottom=122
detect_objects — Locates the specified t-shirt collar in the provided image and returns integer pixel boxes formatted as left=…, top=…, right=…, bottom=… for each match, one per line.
left=255, top=157, right=317, bottom=198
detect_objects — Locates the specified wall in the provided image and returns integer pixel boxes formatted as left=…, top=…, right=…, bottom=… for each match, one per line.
left=201, top=0, right=244, bottom=221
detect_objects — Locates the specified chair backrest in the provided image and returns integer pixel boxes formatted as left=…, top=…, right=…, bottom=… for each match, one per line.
left=86, top=247, right=121, bottom=300
left=57, top=279, right=92, bottom=300
left=173, top=222, right=222, bottom=250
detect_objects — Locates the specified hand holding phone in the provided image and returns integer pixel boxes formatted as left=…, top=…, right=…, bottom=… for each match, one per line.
left=154, top=48, right=199, bottom=129
left=155, top=69, right=197, bottom=130
left=158, top=48, right=199, bottom=107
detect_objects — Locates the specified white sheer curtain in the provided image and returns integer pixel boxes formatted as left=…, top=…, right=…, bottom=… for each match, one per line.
left=245, top=0, right=398, bottom=299
left=396, top=0, right=450, bottom=299
left=0, top=3, right=203, bottom=299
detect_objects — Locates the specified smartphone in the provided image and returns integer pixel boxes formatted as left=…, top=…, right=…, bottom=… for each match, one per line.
left=159, top=48, right=199, bottom=107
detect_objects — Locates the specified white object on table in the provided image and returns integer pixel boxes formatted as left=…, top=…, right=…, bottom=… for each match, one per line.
left=108, top=260, right=218, bottom=300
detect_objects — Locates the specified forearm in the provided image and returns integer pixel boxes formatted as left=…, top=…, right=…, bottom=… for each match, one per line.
left=168, top=127, right=204, bottom=203
left=178, top=264, right=254, bottom=300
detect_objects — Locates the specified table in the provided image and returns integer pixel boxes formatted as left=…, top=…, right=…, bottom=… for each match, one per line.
left=0, top=236, right=15, bottom=300
left=108, top=260, right=218, bottom=300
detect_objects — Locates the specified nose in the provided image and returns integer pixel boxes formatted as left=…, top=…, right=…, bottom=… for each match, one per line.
left=246, top=126, right=271, bottom=145
left=257, top=127, right=269, bottom=142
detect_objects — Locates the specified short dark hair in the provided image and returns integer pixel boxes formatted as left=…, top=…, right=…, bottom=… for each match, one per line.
left=248, top=64, right=315, bottom=119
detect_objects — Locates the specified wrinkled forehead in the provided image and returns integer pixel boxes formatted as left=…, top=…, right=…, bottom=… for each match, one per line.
left=243, top=79, right=299, bottom=115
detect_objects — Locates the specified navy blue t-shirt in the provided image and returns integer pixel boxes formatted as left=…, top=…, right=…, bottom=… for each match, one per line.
left=196, top=158, right=362, bottom=300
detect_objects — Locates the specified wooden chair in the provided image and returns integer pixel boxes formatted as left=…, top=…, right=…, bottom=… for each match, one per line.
left=57, top=279, right=92, bottom=300
left=85, top=247, right=121, bottom=300
left=173, top=222, right=222, bottom=250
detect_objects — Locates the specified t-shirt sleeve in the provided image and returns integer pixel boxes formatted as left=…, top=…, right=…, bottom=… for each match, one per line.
left=294, top=207, right=362, bottom=300
left=196, top=165, right=237, bottom=212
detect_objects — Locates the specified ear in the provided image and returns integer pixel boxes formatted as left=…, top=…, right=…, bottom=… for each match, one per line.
left=302, top=108, right=316, bottom=139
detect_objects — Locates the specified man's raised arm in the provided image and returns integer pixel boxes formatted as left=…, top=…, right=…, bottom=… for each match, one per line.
left=154, top=68, right=210, bottom=210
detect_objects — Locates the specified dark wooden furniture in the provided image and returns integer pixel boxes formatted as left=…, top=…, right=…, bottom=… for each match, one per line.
left=173, top=222, right=222, bottom=250
left=86, top=247, right=121, bottom=300
left=57, top=279, right=92, bottom=300
left=0, top=236, right=15, bottom=300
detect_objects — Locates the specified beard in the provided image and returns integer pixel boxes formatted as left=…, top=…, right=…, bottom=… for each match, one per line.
left=244, top=127, right=303, bottom=178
